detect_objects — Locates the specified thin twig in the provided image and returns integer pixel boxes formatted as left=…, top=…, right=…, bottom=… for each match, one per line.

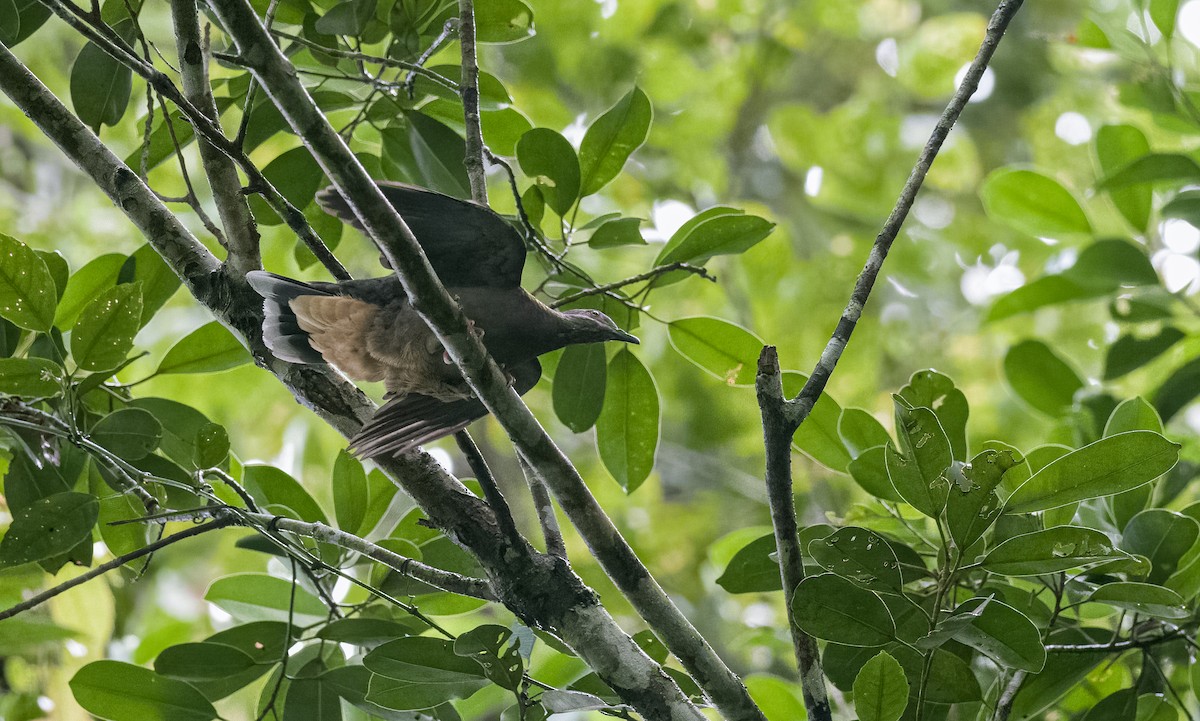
left=992, top=670, right=1026, bottom=721
left=0, top=518, right=232, bottom=622
left=35, top=0, right=347, bottom=280
left=755, top=4, right=1026, bottom=719
left=458, top=0, right=486, bottom=203
left=271, top=29, right=459, bottom=92
left=403, top=18, right=457, bottom=98
left=456, top=431, right=523, bottom=549
left=519, top=453, right=566, bottom=559
left=550, top=262, right=715, bottom=308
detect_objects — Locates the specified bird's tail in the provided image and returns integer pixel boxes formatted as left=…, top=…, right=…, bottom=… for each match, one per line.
left=245, top=271, right=330, bottom=365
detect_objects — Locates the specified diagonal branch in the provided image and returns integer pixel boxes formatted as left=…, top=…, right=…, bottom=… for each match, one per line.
left=202, top=1, right=765, bottom=717
left=169, top=0, right=262, bottom=276
left=754, top=2, right=1026, bottom=719
left=0, top=39, right=702, bottom=721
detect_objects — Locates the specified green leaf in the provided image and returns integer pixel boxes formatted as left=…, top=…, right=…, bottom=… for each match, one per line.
left=595, top=349, right=658, bottom=492
left=655, top=211, right=775, bottom=267
left=1005, top=431, right=1180, bottom=513
left=1095, top=125, right=1152, bottom=232
left=807, top=526, right=903, bottom=594
left=588, top=217, right=645, bottom=248
left=454, top=625, right=522, bottom=690
left=284, top=675, right=342, bottom=721
left=852, top=651, right=908, bottom=721
left=364, top=637, right=488, bottom=710
left=980, top=168, right=1092, bottom=239
left=406, top=112, right=470, bottom=198
left=897, top=369, right=969, bottom=461
left=128, top=398, right=212, bottom=469
left=247, top=146, right=326, bottom=225
left=848, top=446, right=903, bottom=502
left=194, top=422, right=230, bottom=469
left=1103, top=327, right=1184, bottom=380
left=981, top=526, right=1132, bottom=576
left=1120, top=509, right=1199, bottom=584
left=652, top=206, right=772, bottom=268
left=715, top=533, right=781, bottom=593
left=578, top=87, right=652, bottom=196
left=949, top=597, right=1046, bottom=671
left=154, top=642, right=258, bottom=680
left=91, top=408, right=162, bottom=459
left=1097, top=153, right=1200, bottom=189
left=0, top=357, right=62, bottom=397
left=1105, top=397, right=1163, bottom=437
left=156, top=322, right=251, bottom=375
left=552, top=342, right=607, bottom=432
left=71, top=283, right=142, bottom=372
left=988, top=240, right=1157, bottom=321
left=70, top=661, right=218, bottom=721
left=314, top=0, right=376, bottom=34
left=946, top=450, right=1018, bottom=550
left=781, top=371, right=851, bottom=472
left=0, top=233, right=57, bottom=332
left=333, top=450, right=368, bottom=534
left=241, top=465, right=329, bottom=524
left=838, top=408, right=891, bottom=457
left=204, top=574, right=328, bottom=626
left=1085, top=582, right=1188, bottom=620
left=70, top=37, right=133, bottom=132
left=122, top=244, right=180, bottom=326
left=1163, top=189, right=1200, bottom=226
left=55, top=253, right=125, bottom=330
left=667, top=316, right=763, bottom=386
left=474, top=0, right=534, bottom=43
left=1153, top=356, right=1200, bottom=423
left=317, top=618, right=417, bottom=646
left=790, top=573, right=894, bottom=646
left=0, top=491, right=98, bottom=567
left=1003, top=339, right=1084, bottom=417
left=35, top=249, right=67, bottom=300
left=516, top=128, right=579, bottom=216
left=886, top=401, right=952, bottom=517
left=1066, top=239, right=1159, bottom=287
left=1150, top=0, right=1180, bottom=36
left=0, top=0, right=50, bottom=46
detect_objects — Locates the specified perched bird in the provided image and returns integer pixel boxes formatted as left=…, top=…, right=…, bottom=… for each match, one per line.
left=246, top=182, right=638, bottom=458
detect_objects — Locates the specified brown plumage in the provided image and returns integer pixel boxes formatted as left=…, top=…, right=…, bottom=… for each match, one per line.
left=246, top=182, right=638, bottom=458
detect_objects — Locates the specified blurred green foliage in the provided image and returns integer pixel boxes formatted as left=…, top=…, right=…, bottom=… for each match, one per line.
left=0, top=0, right=1199, bottom=718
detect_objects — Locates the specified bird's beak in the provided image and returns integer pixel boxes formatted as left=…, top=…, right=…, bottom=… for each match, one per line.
left=612, top=329, right=640, bottom=344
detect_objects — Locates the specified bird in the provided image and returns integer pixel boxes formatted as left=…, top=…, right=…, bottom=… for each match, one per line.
left=246, top=182, right=639, bottom=458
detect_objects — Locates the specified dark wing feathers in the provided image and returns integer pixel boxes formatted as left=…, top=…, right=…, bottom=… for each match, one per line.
left=246, top=271, right=330, bottom=365
left=349, top=359, right=542, bottom=458
left=315, top=181, right=526, bottom=289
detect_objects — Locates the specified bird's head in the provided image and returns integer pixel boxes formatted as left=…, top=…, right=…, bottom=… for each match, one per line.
left=560, top=309, right=640, bottom=345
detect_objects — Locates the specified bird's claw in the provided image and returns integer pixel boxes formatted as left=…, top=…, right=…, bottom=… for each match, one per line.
left=443, top=320, right=484, bottom=365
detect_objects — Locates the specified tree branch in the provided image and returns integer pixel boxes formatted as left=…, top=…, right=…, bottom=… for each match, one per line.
left=755, top=346, right=830, bottom=719
left=519, top=453, right=567, bottom=559
left=0, top=518, right=233, bottom=622
left=0, top=38, right=705, bottom=721
left=458, top=0, right=486, bottom=203
left=783, top=0, right=1026, bottom=426
left=203, top=1, right=763, bottom=718
left=34, top=0, right=349, bottom=280
left=169, top=0, right=262, bottom=276
left=549, top=262, right=715, bottom=309
left=754, top=3, right=1025, bottom=719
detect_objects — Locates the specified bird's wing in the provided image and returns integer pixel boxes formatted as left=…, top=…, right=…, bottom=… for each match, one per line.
left=316, top=182, right=526, bottom=289
left=349, top=358, right=542, bottom=458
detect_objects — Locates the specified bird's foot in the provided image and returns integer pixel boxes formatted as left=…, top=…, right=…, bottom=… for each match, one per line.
left=442, top=320, right=485, bottom=365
